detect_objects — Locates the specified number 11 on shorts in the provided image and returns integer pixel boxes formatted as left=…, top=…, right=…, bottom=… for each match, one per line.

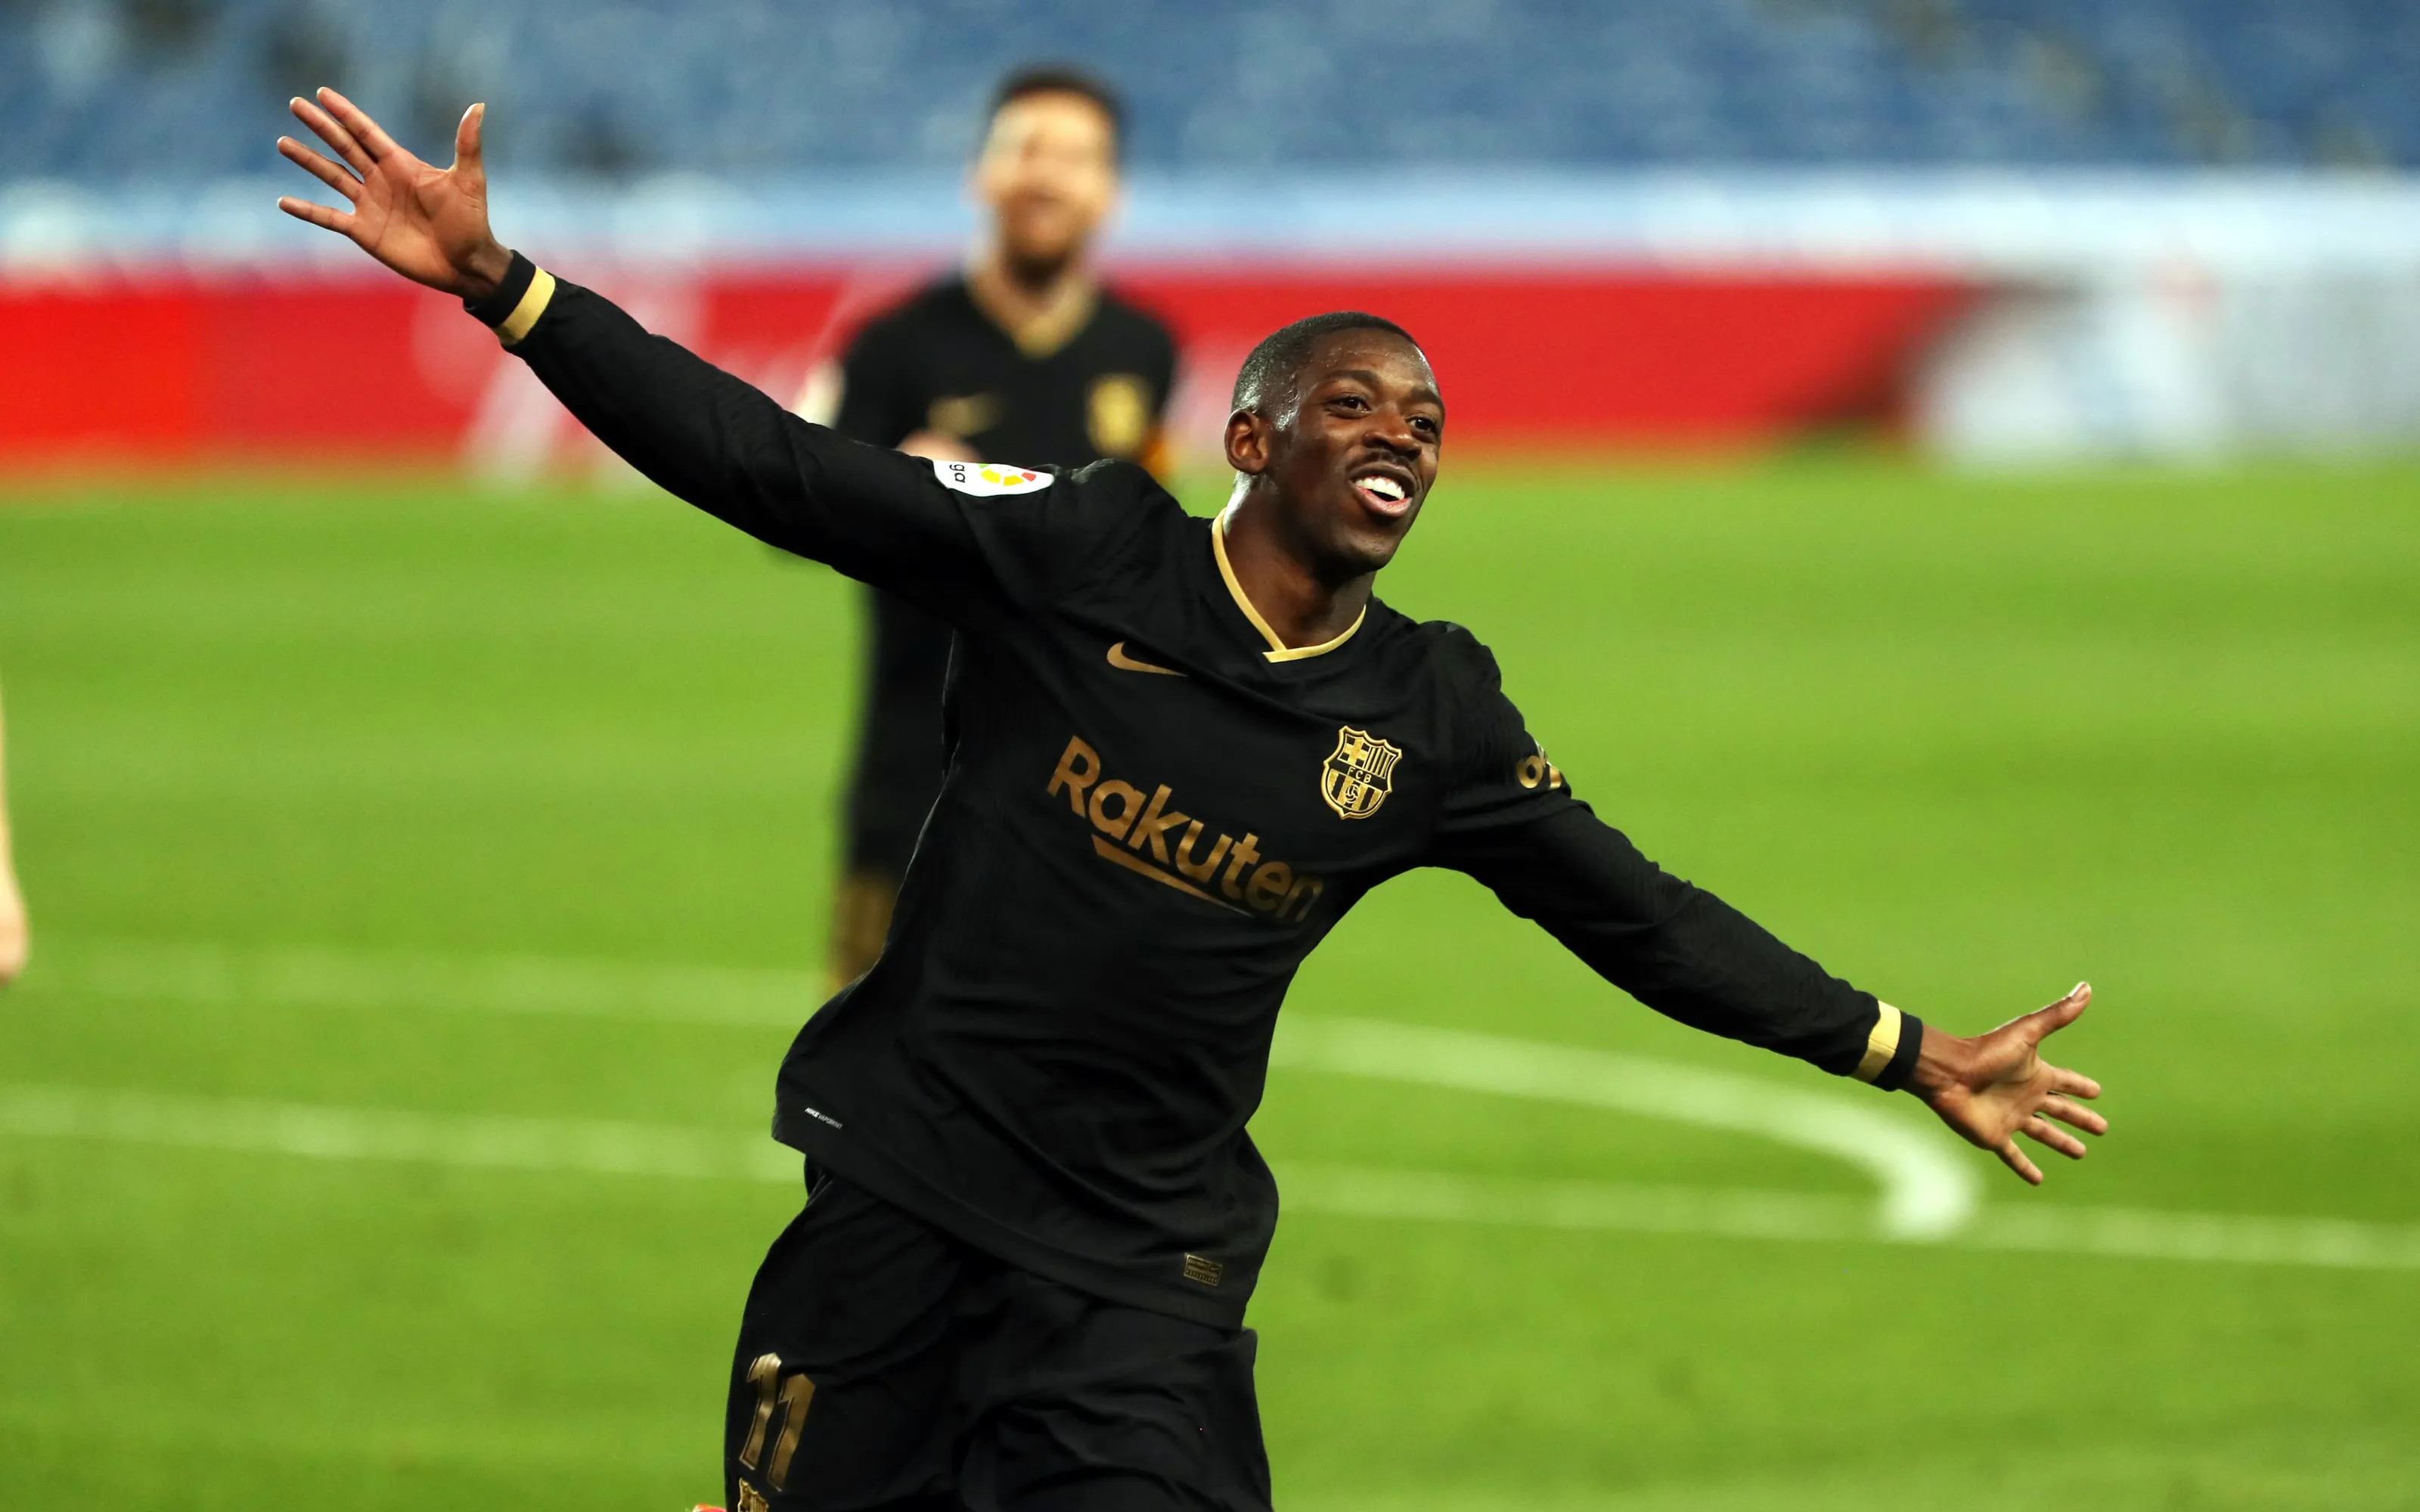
left=737, top=1352, right=815, bottom=1506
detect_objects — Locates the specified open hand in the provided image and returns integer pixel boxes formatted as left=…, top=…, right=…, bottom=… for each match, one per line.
left=277, top=88, right=512, bottom=300
left=1911, top=983, right=2107, bottom=1184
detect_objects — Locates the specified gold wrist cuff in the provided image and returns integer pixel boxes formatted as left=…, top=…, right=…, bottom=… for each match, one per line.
left=497, top=267, right=557, bottom=348
left=1853, top=1002, right=1903, bottom=1083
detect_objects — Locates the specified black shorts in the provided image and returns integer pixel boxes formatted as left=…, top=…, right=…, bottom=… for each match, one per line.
left=724, top=1166, right=1273, bottom=1512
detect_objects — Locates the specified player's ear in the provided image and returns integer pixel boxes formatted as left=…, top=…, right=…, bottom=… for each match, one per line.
left=1223, top=409, right=1272, bottom=476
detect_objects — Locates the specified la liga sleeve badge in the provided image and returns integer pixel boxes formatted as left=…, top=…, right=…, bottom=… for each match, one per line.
left=932, top=458, right=1055, bottom=496
left=1320, top=726, right=1403, bottom=820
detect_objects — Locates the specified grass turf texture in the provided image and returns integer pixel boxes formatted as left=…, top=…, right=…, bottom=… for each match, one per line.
left=2, top=459, right=2415, bottom=1508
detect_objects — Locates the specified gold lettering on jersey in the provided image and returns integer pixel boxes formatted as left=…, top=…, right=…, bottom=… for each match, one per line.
left=1320, top=727, right=1403, bottom=820
left=1089, top=779, right=1145, bottom=841
left=1091, top=835, right=1244, bottom=913
left=1044, top=735, right=1326, bottom=924
left=1087, top=373, right=1153, bottom=458
left=1047, top=736, right=1103, bottom=814
left=1128, top=785, right=1189, bottom=863
left=926, top=392, right=1001, bottom=439
left=1171, top=820, right=1231, bottom=881
left=1284, top=875, right=1325, bottom=916
left=1221, top=832, right=1259, bottom=898
left=1246, top=861, right=1293, bottom=909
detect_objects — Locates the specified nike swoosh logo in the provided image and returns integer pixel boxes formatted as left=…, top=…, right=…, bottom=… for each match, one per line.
left=1106, top=641, right=1185, bottom=677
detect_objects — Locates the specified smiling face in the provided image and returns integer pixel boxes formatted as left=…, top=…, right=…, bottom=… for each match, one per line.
left=972, top=90, right=1120, bottom=281
left=1224, top=329, right=1444, bottom=581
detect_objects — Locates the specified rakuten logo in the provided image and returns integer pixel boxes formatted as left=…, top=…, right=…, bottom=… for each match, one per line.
left=1044, top=736, right=1326, bottom=923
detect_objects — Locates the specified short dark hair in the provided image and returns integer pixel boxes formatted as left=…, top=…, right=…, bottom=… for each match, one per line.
left=1231, top=311, right=1425, bottom=415
left=988, top=65, right=1125, bottom=160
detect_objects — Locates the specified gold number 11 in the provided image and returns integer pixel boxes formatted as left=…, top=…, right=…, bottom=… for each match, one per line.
left=738, top=1352, right=816, bottom=1492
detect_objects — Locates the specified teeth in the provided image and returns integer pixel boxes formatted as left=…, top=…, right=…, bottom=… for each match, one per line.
left=1358, top=476, right=1406, bottom=502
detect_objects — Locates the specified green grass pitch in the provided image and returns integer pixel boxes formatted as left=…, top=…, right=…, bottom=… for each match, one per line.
left=1, top=457, right=2414, bottom=1508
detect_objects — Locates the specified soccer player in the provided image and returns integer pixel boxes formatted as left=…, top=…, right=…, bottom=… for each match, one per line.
left=277, top=91, right=2109, bottom=1512
left=0, top=678, right=24, bottom=986
left=808, top=67, right=1177, bottom=988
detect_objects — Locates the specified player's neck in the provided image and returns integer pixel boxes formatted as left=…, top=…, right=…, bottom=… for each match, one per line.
left=966, top=247, right=1097, bottom=359
left=1218, top=500, right=1374, bottom=652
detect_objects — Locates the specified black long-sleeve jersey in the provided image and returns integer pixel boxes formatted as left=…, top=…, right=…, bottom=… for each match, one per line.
left=469, top=255, right=1925, bottom=1329
left=827, top=278, right=1176, bottom=875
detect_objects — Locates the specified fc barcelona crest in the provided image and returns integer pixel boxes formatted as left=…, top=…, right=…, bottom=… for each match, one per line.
left=1320, top=726, right=1403, bottom=820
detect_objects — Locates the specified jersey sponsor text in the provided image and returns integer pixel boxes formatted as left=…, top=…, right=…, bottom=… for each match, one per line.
left=1047, top=735, right=1326, bottom=923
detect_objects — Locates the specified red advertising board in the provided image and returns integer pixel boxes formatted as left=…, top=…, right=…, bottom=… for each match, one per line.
left=0, top=265, right=1971, bottom=470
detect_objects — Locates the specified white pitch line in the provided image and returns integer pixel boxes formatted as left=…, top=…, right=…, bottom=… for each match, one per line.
left=1279, top=1164, right=2420, bottom=1270
left=5, top=1085, right=2418, bottom=1272
left=1959, top=1204, right=2420, bottom=1272
left=39, top=938, right=814, bottom=1028
left=45, top=939, right=1976, bottom=1238
left=1280, top=1163, right=1873, bottom=1245
left=1270, top=1016, right=1979, bottom=1241
left=33, top=942, right=2420, bottom=1270
left=0, top=1083, right=799, bottom=1185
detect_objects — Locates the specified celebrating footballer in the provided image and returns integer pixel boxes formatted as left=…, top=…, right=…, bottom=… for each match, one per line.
left=277, top=85, right=2108, bottom=1512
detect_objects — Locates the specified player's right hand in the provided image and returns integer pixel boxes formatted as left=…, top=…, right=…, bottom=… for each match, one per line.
left=277, top=88, right=513, bottom=302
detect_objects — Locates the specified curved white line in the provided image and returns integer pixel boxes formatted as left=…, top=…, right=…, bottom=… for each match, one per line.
left=44, top=941, right=1982, bottom=1238
left=10, top=1084, right=2413, bottom=1271
left=1268, top=1016, right=1981, bottom=1241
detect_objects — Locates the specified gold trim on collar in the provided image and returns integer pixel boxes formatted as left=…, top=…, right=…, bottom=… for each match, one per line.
left=498, top=267, right=557, bottom=349
left=1211, top=513, right=1366, bottom=662
left=1853, top=1002, right=1903, bottom=1083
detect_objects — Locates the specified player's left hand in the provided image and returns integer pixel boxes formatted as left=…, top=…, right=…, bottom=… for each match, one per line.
left=1909, top=983, right=2106, bottom=1184
left=276, top=88, right=513, bottom=301
left=0, top=866, right=26, bottom=986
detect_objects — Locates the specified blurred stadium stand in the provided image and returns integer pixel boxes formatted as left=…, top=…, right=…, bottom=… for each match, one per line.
left=5, top=0, right=2417, bottom=177
left=3, top=1, right=2418, bottom=463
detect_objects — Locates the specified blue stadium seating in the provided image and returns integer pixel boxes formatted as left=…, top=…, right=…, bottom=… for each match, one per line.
left=1, top=0, right=2412, bottom=181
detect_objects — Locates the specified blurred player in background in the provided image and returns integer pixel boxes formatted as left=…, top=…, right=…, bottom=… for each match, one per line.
left=803, top=66, right=1177, bottom=987
left=0, top=680, right=27, bottom=984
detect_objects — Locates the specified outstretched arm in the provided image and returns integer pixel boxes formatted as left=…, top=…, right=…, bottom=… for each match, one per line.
left=1432, top=658, right=2105, bottom=1185
left=1445, top=804, right=2107, bottom=1184
left=275, top=90, right=1082, bottom=613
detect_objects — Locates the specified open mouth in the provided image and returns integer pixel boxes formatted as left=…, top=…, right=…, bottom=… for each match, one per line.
left=1351, top=469, right=1415, bottom=516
